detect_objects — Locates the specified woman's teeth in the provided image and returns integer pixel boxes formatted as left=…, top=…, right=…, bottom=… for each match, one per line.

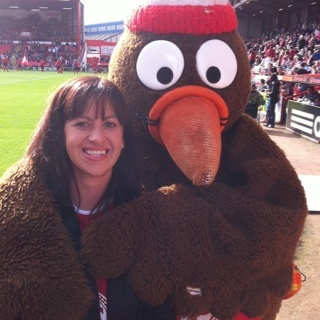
left=84, top=150, right=107, bottom=155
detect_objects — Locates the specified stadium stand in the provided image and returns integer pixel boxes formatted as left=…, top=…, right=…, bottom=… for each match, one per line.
left=1, top=0, right=319, bottom=73
left=0, top=0, right=83, bottom=71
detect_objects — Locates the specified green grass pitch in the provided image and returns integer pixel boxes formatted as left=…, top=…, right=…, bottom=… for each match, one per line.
left=0, top=70, right=107, bottom=176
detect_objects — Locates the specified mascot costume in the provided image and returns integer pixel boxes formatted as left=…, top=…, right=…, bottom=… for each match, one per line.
left=82, top=1, right=308, bottom=319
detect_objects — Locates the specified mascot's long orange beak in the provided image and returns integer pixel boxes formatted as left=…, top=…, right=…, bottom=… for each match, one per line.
left=148, top=86, right=229, bottom=186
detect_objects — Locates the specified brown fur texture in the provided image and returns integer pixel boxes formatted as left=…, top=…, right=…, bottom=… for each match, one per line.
left=81, top=28, right=307, bottom=320
left=0, top=159, right=94, bottom=320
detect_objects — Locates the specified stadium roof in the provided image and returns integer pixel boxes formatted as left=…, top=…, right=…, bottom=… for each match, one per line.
left=234, top=0, right=318, bottom=19
left=85, top=33, right=122, bottom=41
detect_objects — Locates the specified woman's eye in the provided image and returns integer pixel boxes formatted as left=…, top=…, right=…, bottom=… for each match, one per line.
left=75, top=121, right=88, bottom=127
left=105, top=122, right=115, bottom=128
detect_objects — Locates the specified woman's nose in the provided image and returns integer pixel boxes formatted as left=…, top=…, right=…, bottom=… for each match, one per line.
left=88, top=125, right=105, bottom=143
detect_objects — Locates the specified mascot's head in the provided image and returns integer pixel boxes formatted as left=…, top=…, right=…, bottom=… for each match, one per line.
left=109, top=0, right=251, bottom=186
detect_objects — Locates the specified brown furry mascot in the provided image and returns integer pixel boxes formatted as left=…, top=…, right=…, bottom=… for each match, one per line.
left=82, top=1, right=308, bottom=319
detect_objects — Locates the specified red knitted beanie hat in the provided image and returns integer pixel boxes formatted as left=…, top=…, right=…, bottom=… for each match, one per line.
left=126, top=0, right=238, bottom=35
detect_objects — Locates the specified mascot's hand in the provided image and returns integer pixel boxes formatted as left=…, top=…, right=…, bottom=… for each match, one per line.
left=81, top=184, right=230, bottom=316
left=81, top=183, right=291, bottom=319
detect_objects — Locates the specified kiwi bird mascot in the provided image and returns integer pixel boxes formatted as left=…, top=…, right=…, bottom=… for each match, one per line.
left=82, top=1, right=308, bottom=319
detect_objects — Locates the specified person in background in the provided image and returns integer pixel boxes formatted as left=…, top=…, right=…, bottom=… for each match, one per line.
left=310, top=63, right=320, bottom=74
left=2, top=55, right=9, bottom=72
left=264, top=73, right=281, bottom=128
left=73, top=59, right=80, bottom=74
left=0, top=76, right=175, bottom=320
left=258, top=78, right=269, bottom=92
left=248, top=48, right=256, bottom=67
left=16, top=57, right=22, bottom=72
left=259, top=53, right=272, bottom=74
left=55, top=58, right=63, bottom=74
left=295, top=62, right=310, bottom=75
left=299, top=85, right=320, bottom=103
left=252, top=56, right=262, bottom=74
left=266, top=62, right=277, bottom=76
left=307, top=46, right=320, bottom=65
left=277, top=65, right=285, bottom=75
left=286, top=56, right=296, bottom=72
left=91, top=59, right=98, bottom=75
left=244, top=83, right=266, bottom=120
left=282, top=81, right=294, bottom=97
left=40, top=58, right=46, bottom=73
left=292, top=62, right=310, bottom=92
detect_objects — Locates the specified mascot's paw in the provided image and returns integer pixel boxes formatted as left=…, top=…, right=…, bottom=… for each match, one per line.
left=81, top=184, right=292, bottom=319
left=128, top=264, right=242, bottom=319
left=82, top=184, right=245, bottom=318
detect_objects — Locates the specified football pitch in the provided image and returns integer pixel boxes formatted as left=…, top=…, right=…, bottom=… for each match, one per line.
left=0, top=70, right=107, bottom=176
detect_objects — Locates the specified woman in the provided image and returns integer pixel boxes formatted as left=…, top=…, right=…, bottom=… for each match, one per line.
left=0, top=76, right=175, bottom=320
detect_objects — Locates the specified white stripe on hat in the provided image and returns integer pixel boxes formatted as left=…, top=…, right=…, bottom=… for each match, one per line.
left=140, top=0, right=229, bottom=6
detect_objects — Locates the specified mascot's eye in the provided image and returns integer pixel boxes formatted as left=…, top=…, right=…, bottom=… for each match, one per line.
left=136, top=40, right=184, bottom=90
left=196, top=40, right=237, bottom=89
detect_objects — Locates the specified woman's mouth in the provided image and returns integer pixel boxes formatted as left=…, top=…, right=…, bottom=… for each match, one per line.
left=84, top=149, right=107, bottom=156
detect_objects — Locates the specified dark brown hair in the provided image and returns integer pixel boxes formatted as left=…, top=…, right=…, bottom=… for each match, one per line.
left=26, top=76, right=141, bottom=209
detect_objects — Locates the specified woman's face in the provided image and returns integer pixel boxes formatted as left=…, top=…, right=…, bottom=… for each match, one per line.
left=64, top=101, right=124, bottom=185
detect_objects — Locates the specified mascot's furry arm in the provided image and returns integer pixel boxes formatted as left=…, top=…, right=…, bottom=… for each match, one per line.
left=81, top=116, right=307, bottom=320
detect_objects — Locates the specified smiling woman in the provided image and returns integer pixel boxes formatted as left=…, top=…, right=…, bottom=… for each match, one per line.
left=0, top=75, right=176, bottom=320
left=64, top=98, right=125, bottom=210
left=27, top=75, right=140, bottom=211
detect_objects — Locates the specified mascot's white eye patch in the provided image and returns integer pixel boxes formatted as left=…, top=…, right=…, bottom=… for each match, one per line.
left=196, top=39, right=237, bottom=89
left=136, top=40, right=184, bottom=90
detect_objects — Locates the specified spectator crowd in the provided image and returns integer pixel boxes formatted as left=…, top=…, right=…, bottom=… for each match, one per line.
left=2, top=11, right=320, bottom=82
left=245, top=17, right=320, bottom=127
left=246, top=18, right=320, bottom=77
left=0, top=13, right=82, bottom=71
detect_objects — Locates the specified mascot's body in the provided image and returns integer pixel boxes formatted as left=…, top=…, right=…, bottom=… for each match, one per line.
left=82, top=1, right=308, bottom=319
